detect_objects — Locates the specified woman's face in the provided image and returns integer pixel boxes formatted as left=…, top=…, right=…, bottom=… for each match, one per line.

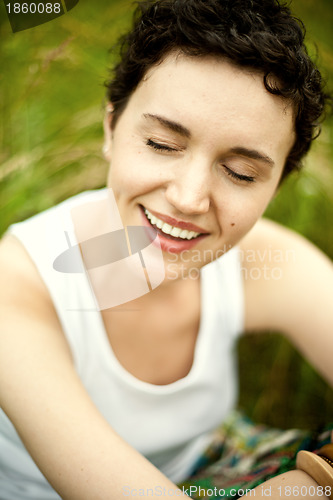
left=105, top=53, right=295, bottom=278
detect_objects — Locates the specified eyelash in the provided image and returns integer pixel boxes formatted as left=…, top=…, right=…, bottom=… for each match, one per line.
left=146, top=139, right=178, bottom=152
left=223, top=166, right=255, bottom=183
left=146, top=139, right=255, bottom=183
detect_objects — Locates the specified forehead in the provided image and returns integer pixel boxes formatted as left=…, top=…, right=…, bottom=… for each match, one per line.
left=124, top=53, right=295, bottom=163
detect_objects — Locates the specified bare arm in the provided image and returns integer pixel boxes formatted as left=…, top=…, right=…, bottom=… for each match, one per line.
left=239, top=219, right=332, bottom=497
left=241, top=218, right=333, bottom=386
left=0, top=235, right=188, bottom=499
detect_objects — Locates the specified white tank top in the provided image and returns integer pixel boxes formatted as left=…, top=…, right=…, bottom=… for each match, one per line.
left=0, top=190, right=244, bottom=499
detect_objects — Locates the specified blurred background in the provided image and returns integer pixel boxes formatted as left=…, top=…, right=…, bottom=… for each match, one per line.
left=0, top=0, right=332, bottom=429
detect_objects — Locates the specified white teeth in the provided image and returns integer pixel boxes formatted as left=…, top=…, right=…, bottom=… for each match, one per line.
left=144, top=208, right=201, bottom=240
left=161, top=223, right=172, bottom=235
left=170, top=227, right=182, bottom=238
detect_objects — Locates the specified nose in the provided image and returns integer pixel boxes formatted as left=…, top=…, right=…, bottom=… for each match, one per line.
left=165, top=158, right=211, bottom=215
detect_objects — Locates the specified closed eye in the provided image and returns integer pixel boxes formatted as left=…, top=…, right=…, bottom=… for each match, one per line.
left=224, top=165, right=255, bottom=183
left=146, top=139, right=178, bottom=153
left=146, top=139, right=255, bottom=182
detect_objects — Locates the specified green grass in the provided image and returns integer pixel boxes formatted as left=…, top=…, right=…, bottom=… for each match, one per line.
left=238, top=0, right=333, bottom=428
left=1, top=0, right=332, bottom=429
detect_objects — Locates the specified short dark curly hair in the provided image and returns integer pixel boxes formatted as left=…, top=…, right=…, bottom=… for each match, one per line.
left=105, top=0, right=331, bottom=179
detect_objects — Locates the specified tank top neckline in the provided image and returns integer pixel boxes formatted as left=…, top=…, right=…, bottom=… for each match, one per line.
left=90, top=268, right=214, bottom=394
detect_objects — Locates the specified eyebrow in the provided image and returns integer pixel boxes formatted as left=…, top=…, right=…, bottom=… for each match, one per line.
left=230, top=146, right=275, bottom=167
left=143, top=113, right=191, bottom=138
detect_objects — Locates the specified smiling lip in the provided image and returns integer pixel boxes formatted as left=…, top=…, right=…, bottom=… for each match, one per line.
left=142, top=207, right=208, bottom=234
left=139, top=205, right=209, bottom=254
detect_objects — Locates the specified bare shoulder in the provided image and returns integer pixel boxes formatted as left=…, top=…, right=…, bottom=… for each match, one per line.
left=240, top=217, right=331, bottom=262
left=239, top=218, right=333, bottom=385
left=239, top=218, right=333, bottom=335
left=0, top=233, right=67, bottom=333
left=0, top=233, right=74, bottom=412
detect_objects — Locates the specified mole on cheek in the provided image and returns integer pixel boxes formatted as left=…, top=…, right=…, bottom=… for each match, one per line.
left=231, top=223, right=235, bottom=227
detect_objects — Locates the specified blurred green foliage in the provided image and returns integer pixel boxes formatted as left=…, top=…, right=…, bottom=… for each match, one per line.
left=0, top=0, right=332, bottom=429
left=238, top=0, right=333, bottom=429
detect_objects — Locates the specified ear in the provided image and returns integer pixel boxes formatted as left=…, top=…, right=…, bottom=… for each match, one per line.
left=103, top=104, right=114, bottom=162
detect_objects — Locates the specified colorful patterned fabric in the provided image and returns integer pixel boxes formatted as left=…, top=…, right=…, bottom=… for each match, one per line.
left=179, top=411, right=333, bottom=499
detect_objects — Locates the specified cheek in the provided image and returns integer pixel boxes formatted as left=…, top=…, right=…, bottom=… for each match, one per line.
left=107, top=143, right=139, bottom=189
left=217, top=185, right=276, bottom=235
left=217, top=189, right=264, bottom=216
left=107, top=154, right=161, bottom=202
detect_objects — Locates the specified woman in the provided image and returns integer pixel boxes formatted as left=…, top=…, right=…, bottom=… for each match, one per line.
left=0, top=0, right=332, bottom=498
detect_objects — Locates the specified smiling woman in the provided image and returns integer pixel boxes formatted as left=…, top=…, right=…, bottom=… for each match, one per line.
left=0, top=0, right=332, bottom=499
left=104, top=54, right=294, bottom=262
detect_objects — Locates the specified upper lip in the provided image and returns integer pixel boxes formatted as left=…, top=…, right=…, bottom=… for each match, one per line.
left=142, top=206, right=209, bottom=234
